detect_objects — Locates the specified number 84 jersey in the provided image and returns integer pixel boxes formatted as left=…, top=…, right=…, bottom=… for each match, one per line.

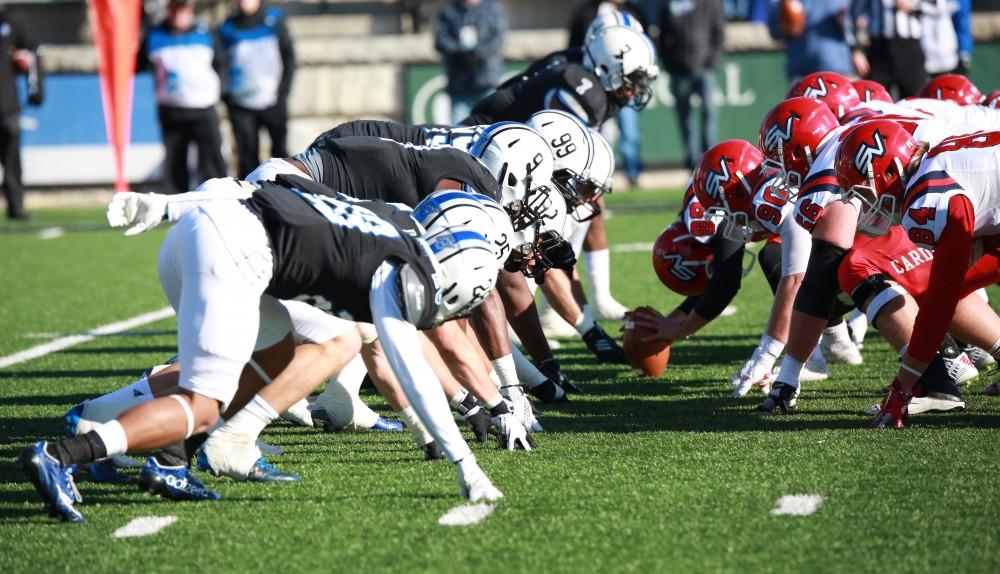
left=900, top=131, right=1000, bottom=249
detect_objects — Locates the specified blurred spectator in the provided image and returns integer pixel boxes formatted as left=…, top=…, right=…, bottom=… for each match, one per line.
left=920, top=0, right=959, bottom=76
left=952, top=0, right=972, bottom=74
left=659, top=0, right=725, bottom=170
left=0, top=4, right=43, bottom=221
left=846, top=0, right=928, bottom=98
left=218, top=0, right=295, bottom=178
left=767, top=0, right=853, bottom=82
left=568, top=1, right=648, bottom=187
left=434, top=0, right=507, bottom=124
left=140, top=0, right=227, bottom=194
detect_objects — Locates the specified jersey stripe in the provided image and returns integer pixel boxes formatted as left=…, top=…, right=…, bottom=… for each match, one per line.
left=903, top=170, right=962, bottom=207
left=799, top=169, right=840, bottom=197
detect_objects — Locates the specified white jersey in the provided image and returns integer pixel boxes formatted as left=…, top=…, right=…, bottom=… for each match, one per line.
left=794, top=117, right=981, bottom=232
left=750, top=175, right=795, bottom=236
left=423, top=125, right=487, bottom=153
left=901, top=132, right=1000, bottom=248
left=681, top=183, right=720, bottom=245
left=897, top=98, right=1000, bottom=128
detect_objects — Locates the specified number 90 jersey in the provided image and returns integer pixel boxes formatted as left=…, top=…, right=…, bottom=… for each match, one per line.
left=901, top=131, right=1000, bottom=249
left=681, top=183, right=720, bottom=244
left=683, top=180, right=785, bottom=244
left=245, top=174, right=442, bottom=330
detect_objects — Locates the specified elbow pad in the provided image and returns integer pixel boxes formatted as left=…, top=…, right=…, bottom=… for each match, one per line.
left=792, top=239, right=849, bottom=319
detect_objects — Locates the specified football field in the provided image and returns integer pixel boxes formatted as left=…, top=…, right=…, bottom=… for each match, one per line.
left=1, top=190, right=998, bottom=573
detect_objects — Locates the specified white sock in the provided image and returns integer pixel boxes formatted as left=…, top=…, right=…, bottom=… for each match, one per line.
left=584, top=248, right=612, bottom=300
left=400, top=406, right=433, bottom=447
left=449, top=389, right=469, bottom=409
left=573, top=304, right=596, bottom=336
left=988, top=336, right=1000, bottom=361
left=776, top=355, right=804, bottom=389
left=511, top=346, right=547, bottom=388
left=491, top=354, right=519, bottom=389
left=484, top=394, right=504, bottom=410
left=823, top=321, right=853, bottom=347
left=94, top=420, right=128, bottom=457
left=81, top=376, right=153, bottom=426
left=225, top=395, right=278, bottom=439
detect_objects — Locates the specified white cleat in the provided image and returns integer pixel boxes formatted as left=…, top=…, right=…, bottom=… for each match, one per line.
left=847, top=310, right=868, bottom=349
left=539, top=306, right=578, bottom=340
left=821, top=322, right=863, bottom=365
left=280, top=398, right=314, bottom=427
left=944, top=352, right=979, bottom=385
left=798, top=346, right=830, bottom=382
left=592, top=297, right=630, bottom=321
left=457, top=455, right=504, bottom=502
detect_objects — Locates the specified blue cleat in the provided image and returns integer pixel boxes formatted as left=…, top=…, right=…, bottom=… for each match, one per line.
left=18, top=441, right=84, bottom=523
left=84, top=458, right=131, bottom=484
left=369, top=417, right=405, bottom=431
left=196, top=451, right=299, bottom=482
left=137, top=457, right=221, bottom=501
left=63, top=402, right=86, bottom=437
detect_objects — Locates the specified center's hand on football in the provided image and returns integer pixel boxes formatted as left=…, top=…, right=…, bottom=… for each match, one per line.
left=630, top=307, right=683, bottom=343
left=107, top=192, right=169, bottom=237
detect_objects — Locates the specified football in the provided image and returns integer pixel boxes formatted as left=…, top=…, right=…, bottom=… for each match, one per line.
left=622, top=307, right=671, bottom=378
left=778, top=0, right=806, bottom=38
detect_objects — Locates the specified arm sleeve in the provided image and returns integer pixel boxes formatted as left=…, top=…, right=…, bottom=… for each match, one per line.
left=907, top=194, right=975, bottom=364
left=276, top=16, right=296, bottom=100
left=370, top=261, right=472, bottom=463
left=165, top=182, right=253, bottom=221
left=693, top=234, right=746, bottom=320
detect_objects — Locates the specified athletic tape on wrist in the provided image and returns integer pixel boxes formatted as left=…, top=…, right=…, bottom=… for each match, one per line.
left=169, top=394, right=196, bottom=438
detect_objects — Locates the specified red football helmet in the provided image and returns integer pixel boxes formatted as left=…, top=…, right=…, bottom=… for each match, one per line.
left=918, top=74, right=984, bottom=106
left=692, top=139, right=764, bottom=243
left=758, top=97, right=840, bottom=200
left=786, top=71, right=861, bottom=118
left=985, top=90, right=1000, bottom=109
left=853, top=79, right=893, bottom=104
left=652, top=221, right=713, bottom=296
left=834, top=119, right=919, bottom=236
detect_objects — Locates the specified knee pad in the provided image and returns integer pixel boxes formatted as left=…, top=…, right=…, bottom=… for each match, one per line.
left=793, top=239, right=849, bottom=318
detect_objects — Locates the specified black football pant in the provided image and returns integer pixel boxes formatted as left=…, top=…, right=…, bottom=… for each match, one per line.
left=865, top=38, right=927, bottom=99
left=158, top=105, right=227, bottom=195
left=227, top=100, right=288, bottom=179
left=0, top=112, right=25, bottom=218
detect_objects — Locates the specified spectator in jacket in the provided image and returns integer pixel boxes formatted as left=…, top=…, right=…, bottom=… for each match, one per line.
left=218, top=0, right=295, bottom=178
left=0, top=5, right=43, bottom=220
left=768, top=0, right=853, bottom=82
left=434, top=0, right=507, bottom=124
left=140, top=0, right=227, bottom=194
left=659, top=0, right=725, bottom=170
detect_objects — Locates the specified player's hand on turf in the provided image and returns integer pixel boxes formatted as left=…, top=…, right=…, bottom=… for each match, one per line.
left=492, top=412, right=535, bottom=451
left=456, top=454, right=504, bottom=501
left=107, top=192, right=169, bottom=236
left=732, top=344, right=779, bottom=397
left=870, top=378, right=912, bottom=429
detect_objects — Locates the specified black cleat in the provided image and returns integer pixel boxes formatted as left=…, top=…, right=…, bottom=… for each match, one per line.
left=537, top=359, right=584, bottom=394
left=757, top=382, right=799, bottom=414
left=582, top=324, right=628, bottom=364
left=527, top=379, right=567, bottom=404
left=422, top=442, right=445, bottom=461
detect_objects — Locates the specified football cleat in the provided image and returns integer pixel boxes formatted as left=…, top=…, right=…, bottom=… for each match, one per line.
left=847, top=310, right=868, bottom=349
left=245, top=457, right=301, bottom=482
left=502, top=385, right=543, bottom=432
left=369, top=417, right=406, bottom=431
left=137, top=457, right=221, bottom=501
left=526, top=379, right=568, bottom=404
left=537, top=358, right=584, bottom=394
left=422, top=441, right=446, bottom=461
left=593, top=297, right=630, bottom=321
left=280, top=398, right=314, bottom=427
left=757, top=382, right=799, bottom=414
left=83, top=458, right=131, bottom=484
left=820, top=323, right=863, bottom=365
left=63, top=402, right=86, bottom=437
left=802, top=345, right=830, bottom=381
left=492, top=412, right=535, bottom=451
left=19, top=441, right=84, bottom=523
left=870, top=380, right=912, bottom=429
left=456, top=455, right=504, bottom=501
left=582, top=324, right=627, bottom=364
left=961, top=345, right=995, bottom=369
left=943, top=352, right=979, bottom=385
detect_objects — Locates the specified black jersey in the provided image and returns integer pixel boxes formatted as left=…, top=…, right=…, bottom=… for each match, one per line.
left=465, top=61, right=609, bottom=127
left=293, top=136, right=500, bottom=205
left=244, top=174, right=440, bottom=329
left=315, top=119, right=425, bottom=146
left=497, top=48, right=581, bottom=90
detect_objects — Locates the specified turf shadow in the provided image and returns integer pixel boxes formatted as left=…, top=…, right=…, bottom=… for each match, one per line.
left=61, top=345, right=176, bottom=355
left=0, top=368, right=141, bottom=380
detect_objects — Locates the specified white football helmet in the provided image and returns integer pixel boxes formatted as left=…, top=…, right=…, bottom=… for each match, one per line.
left=420, top=225, right=499, bottom=323
left=506, top=189, right=574, bottom=278
left=469, top=122, right=558, bottom=232
left=528, top=110, right=607, bottom=222
left=412, top=190, right=516, bottom=265
left=585, top=9, right=645, bottom=41
left=583, top=26, right=659, bottom=110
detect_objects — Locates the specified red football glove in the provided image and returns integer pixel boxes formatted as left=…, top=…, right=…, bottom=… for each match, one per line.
left=870, top=379, right=913, bottom=429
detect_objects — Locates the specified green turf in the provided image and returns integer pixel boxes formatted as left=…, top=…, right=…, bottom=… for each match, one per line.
left=1, top=198, right=999, bottom=573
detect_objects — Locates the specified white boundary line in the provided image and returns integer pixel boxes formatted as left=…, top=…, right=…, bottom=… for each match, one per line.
left=0, top=307, right=175, bottom=369
left=437, top=503, right=495, bottom=526
left=612, top=242, right=655, bottom=253
left=112, top=515, right=179, bottom=538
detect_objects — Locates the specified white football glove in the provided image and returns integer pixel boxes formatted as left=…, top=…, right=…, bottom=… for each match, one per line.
left=500, top=384, right=543, bottom=433
left=732, top=335, right=784, bottom=397
left=491, top=411, right=534, bottom=451
left=107, top=192, right=169, bottom=236
left=456, top=454, right=504, bottom=502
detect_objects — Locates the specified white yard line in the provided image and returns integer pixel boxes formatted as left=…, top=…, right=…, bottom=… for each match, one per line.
left=38, top=227, right=65, bottom=240
left=611, top=242, right=655, bottom=253
left=112, top=516, right=179, bottom=538
left=771, top=494, right=823, bottom=516
left=437, top=503, right=495, bottom=526
left=0, top=307, right=175, bottom=369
